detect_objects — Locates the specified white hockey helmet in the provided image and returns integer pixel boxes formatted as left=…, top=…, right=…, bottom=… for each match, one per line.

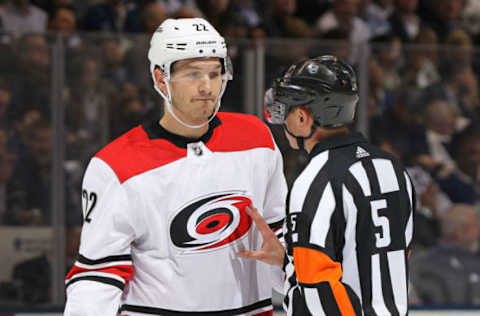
left=148, top=18, right=233, bottom=128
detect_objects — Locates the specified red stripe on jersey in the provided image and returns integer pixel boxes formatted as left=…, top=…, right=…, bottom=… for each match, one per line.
left=96, top=126, right=187, bottom=183
left=66, top=264, right=134, bottom=284
left=211, top=113, right=275, bottom=152
left=253, top=310, right=273, bottom=316
left=96, top=113, right=274, bottom=183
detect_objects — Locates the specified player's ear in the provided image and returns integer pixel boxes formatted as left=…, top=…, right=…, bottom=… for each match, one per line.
left=154, top=67, right=167, bottom=94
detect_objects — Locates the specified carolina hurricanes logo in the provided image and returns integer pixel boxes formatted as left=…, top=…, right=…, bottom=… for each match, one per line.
left=170, top=191, right=252, bottom=253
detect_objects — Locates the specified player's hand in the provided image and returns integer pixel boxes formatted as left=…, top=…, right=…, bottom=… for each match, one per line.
left=237, top=206, right=285, bottom=267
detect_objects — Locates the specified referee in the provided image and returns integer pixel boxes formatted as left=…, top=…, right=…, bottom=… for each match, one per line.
left=238, top=55, right=415, bottom=316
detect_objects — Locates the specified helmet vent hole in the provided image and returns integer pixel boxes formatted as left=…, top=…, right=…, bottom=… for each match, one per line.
left=213, top=49, right=216, bottom=53
left=174, top=27, right=179, bottom=30
left=324, top=97, right=330, bottom=102
left=199, top=49, right=203, bottom=53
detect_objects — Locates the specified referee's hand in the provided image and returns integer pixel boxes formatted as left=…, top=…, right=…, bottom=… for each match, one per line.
left=237, top=206, right=285, bottom=267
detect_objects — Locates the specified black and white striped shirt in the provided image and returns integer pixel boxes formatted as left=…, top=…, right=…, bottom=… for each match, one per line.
left=283, top=132, right=415, bottom=316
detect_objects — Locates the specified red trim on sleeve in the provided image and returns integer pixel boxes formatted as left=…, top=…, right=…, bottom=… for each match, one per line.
left=66, top=264, right=134, bottom=284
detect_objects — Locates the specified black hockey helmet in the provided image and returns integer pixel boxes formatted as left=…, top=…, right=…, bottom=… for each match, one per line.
left=265, top=55, right=359, bottom=128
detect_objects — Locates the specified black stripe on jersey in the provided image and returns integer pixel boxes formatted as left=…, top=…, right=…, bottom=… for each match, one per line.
left=361, top=159, right=381, bottom=198
left=354, top=159, right=403, bottom=315
left=77, top=254, right=132, bottom=265
left=380, top=253, right=400, bottom=316
left=121, top=298, right=272, bottom=315
left=268, top=218, right=284, bottom=230
left=344, top=171, right=374, bottom=315
left=345, top=283, right=363, bottom=315
left=65, top=275, right=124, bottom=291
left=300, top=158, right=329, bottom=222
left=269, top=218, right=285, bottom=239
left=291, top=287, right=311, bottom=316
left=301, top=149, right=350, bottom=262
left=301, top=282, right=341, bottom=316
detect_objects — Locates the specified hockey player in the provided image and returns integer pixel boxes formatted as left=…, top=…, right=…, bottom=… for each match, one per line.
left=239, top=55, right=415, bottom=315
left=64, top=18, right=287, bottom=316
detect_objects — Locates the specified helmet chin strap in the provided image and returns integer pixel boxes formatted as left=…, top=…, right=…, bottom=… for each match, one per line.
left=153, top=75, right=228, bottom=130
left=283, top=122, right=317, bottom=152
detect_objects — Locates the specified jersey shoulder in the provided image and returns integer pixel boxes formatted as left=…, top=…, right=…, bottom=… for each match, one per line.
left=95, top=126, right=186, bottom=183
left=215, top=112, right=275, bottom=151
left=325, top=140, right=405, bottom=183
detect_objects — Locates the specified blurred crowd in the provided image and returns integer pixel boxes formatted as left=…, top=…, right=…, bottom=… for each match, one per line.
left=1, top=0, right=480, bottom=309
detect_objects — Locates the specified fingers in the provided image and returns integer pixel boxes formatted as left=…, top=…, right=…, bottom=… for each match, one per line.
left=246, top=206, right=276, bottom=238
left=237, top=250, right=263, bottom=260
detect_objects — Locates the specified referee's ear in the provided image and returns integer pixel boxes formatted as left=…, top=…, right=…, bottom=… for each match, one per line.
left=296, top=107, right=315, bottom=136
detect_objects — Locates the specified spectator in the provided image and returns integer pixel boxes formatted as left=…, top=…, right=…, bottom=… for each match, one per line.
left=5, top=117, right=53, bottom=226
left=420, top=100, right=459, bottom=167
left=388, top=0, right=420, bottom=43
left=31, top=0, right=75, bottom=16
left=125, top=1, right=167, bottom=33
left=401, top=27, right=440, bottom=90
left=0, top=0, right=47, bottom=34
left=83, top=0, right=131, bottom=32
left=369, top=91, right=420, bottom=158
left=421, top=0, right=466, bottom=43
left=141, top=2, right=168, bottom=33
left=371, top=33, right=403, bottom=90
left=367, top=58, right=396, bottom=117
left=196, top=0, right=232, bottom=31
left=442, top=29, right=475, bottom=70
left=461, top=0, right=480, bottom=39
left=420, top=60, right=479, bottom=122
left=66, top=54, right=113, bottom=160
left=455, top=128, right=480, bottom=197
left=0, top=77, right=18, bottom=130
left=6, top=115, right=80, bottom=226
left=407, top=165, right=450, bottom=248
left=48, top=5, right=81, bottom=49
left=315, top=0, right=371, bottom=63
left=362, top=0, right=394, bottom=37
left=109, top=84, right=149, bottom=138
left=410, top=204, right=480, bottom=305
left=262, top=0, right=314, bottom=38
left=48, top=5, right=76, bottom=34
left=101, top=38, right=129, bottom=87
left=230, top=0, right=263, bottom=28
left=11, top=33, right=51, bottom=119
left=293, top=0, right=330, bottom=26
left=0, top=128, right=17, bottom=224
left=415, top=155, right=478, bottom=207
left=157, top=0, right=200, bottom=17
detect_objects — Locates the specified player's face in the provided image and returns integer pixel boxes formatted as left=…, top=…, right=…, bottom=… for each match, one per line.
left=169, top=58, right=223, bottom=126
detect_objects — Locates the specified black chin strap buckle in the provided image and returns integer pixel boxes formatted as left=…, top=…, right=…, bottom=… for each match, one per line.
left=282, top=123, right=317, bottom=152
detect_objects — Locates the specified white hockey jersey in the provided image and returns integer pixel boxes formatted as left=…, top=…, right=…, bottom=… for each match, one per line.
left=64, top=113, right=287, bottom=316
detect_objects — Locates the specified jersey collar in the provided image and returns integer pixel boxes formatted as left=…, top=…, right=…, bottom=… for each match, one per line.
left=142, top=116, right=222, bottom=149
left=309, top=132, right=368, bottom=158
